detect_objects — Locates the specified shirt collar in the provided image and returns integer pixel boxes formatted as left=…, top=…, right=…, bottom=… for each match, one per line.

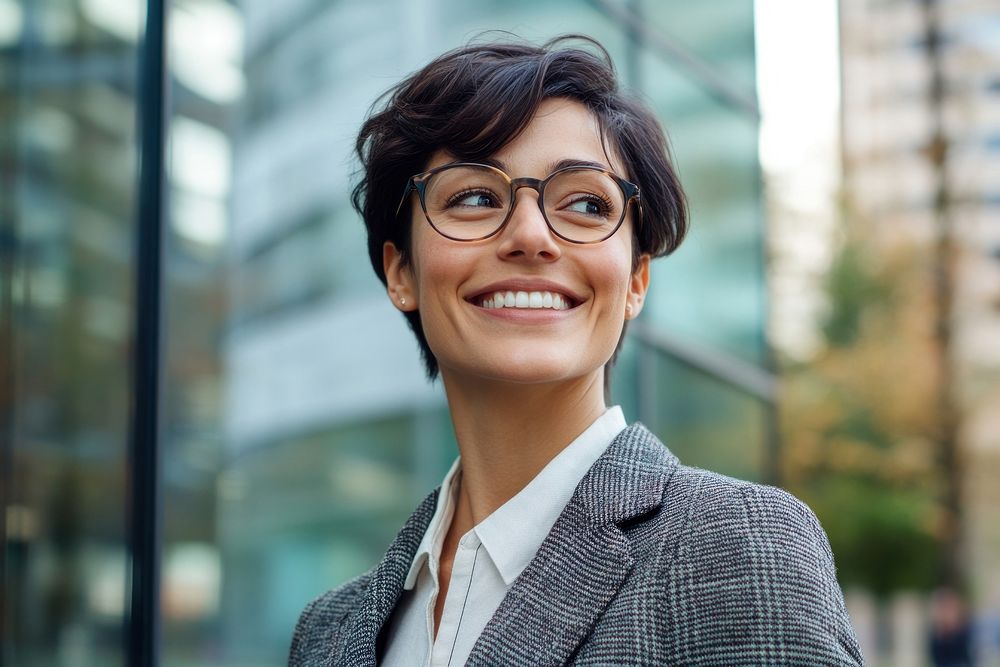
left=403, top=406, right=627, bottom=589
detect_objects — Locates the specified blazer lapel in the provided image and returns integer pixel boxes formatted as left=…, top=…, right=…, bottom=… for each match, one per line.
left=466, top=423, right=678, bottom=666
left=335, top=487, right=439, bottom=667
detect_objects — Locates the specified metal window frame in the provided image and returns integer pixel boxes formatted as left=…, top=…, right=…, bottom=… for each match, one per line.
left=127, top=0, right=167, bottom=664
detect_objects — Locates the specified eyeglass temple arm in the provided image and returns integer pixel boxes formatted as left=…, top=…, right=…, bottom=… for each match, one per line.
left=394, top=179, right=416, bottom=218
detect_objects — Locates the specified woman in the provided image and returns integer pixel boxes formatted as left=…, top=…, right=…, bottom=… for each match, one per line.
left=289, top=36, right=863, bottom=666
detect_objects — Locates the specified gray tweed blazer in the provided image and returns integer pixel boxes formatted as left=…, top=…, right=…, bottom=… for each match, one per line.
left=288, top=423, right=864, bottom=666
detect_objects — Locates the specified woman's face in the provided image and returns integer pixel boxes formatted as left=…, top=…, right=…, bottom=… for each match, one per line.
left=385, top=98, right=650, bottom=390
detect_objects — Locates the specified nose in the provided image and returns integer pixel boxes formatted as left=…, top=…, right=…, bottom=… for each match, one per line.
left=495, top=185, right=561, bottom=262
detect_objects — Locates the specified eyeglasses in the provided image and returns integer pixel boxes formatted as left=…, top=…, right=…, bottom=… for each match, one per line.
left=395, top=162, right=642, bottom=244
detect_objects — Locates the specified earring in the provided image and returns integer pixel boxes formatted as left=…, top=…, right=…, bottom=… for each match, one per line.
left=625, top=304, right=633, bottom=317
left=399, top=297, right=406, bottom=306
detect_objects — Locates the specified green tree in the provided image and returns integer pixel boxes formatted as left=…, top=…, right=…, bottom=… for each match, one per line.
left=781, top=231, right=946, bottom=597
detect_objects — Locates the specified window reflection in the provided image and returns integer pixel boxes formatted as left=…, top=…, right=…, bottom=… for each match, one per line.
left=1, top=0, right=141, bottom=661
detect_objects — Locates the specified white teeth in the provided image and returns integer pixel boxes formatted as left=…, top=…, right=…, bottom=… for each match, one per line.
left=479, top=290, right=573, bottom=310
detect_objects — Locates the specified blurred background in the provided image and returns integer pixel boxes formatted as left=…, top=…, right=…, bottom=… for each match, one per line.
left=1, top=0, right=997, bottom=665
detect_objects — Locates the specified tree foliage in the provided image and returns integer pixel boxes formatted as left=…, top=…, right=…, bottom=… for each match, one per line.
left=780, top=230, right=946, bottom=598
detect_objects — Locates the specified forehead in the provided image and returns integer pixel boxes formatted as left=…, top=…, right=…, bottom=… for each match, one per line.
left=425, top=98, right=628, bottom=178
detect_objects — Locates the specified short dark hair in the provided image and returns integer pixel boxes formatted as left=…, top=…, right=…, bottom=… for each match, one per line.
left=352, top=34, right=688, bottom=397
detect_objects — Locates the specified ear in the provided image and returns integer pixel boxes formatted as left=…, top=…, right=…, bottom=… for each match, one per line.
left=384, top=241, right=417, bottom=311
left=625, top=254, right=650, bottom=321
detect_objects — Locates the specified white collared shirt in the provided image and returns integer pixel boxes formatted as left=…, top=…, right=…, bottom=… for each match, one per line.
left=381, top=406, right=628, bottom=667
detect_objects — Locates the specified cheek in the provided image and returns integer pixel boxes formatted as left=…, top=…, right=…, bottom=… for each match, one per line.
left=590, top=242, right=635, bottom=309
left=408, top=225, right=477, bottom=334
left=412, top=241, right=472, bottom=302
left=409, top=218, right=447, bottom=296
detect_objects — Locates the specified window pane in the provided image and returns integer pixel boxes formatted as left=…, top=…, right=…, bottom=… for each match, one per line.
left=1, top=0, right=143, bottom=664
left=638, top=47, right=766, bottom=366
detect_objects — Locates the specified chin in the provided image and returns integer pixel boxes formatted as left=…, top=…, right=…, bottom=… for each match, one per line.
left=482, top=366, right=576, bottom=386
left=451, top=351, right=596, bottom=386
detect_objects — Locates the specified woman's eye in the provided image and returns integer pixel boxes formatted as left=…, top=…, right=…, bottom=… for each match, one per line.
left=565, top=196, right=609, bottom=217
left=450, top=190, right=500, bottom=208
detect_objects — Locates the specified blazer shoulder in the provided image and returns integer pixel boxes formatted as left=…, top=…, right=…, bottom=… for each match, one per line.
left=668, top=463, right=827, bottom=545
left=287, top=568, right=373, bottom=667
left=665, top=464, right=842, bottom=592
left=658, top=464, right=864, bottom=665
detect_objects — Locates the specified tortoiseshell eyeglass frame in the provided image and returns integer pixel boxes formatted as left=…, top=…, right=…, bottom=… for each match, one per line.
left=394, top=162, right=643, bottom=244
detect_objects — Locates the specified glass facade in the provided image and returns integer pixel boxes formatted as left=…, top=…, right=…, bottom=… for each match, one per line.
left=1, top=1, right=143, bottom=663
left=1, top=1, right=768, bottom=664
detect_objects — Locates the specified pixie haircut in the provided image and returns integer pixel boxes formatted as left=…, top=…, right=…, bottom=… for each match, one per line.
left=352, top=34, right=688, bottom=395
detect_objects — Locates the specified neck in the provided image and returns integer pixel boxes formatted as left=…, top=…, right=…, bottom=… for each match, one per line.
left=440, top=369, right=607, bottom=528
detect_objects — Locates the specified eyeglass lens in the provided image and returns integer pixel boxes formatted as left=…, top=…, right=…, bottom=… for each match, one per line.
left=421, top=165, right=626, bottom=242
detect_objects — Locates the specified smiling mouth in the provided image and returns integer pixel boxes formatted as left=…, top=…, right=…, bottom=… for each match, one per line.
left=469, top=290, right=579, bottom=311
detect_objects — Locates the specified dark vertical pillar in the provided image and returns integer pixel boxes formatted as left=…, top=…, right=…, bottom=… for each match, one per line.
left=0, top=8, right=25, bottom=662
left=921, top=0, right=964, bottom=592
left=0, top=86, right=13, bottom=667
left=127, top=0, right=167, bottom=664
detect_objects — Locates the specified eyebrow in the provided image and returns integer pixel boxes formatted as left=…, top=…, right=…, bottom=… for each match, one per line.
left=476, top=156, right=612, bottom=175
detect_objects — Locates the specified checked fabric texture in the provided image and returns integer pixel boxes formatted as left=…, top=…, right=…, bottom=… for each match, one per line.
left=288, top=423, right=864, bottom=666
